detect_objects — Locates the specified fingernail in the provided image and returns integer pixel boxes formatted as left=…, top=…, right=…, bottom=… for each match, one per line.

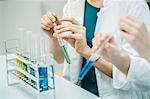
left=53, top=33, right=57, bottom=37
left=52, top=18, right=56, bottom=22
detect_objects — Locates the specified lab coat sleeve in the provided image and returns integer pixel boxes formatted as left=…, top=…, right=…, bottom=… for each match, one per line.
left=62, top=0, right=71, bottom=18
left=113, top=1, right=150, bottom=92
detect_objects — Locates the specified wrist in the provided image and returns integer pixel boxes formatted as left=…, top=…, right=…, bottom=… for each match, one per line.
left=120, top=52, right=131, bottom=75
left=78, top=45, right=92, bottom=60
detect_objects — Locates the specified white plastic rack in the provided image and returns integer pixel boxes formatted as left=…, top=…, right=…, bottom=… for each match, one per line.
left=5, top=39, right=55, bottom=93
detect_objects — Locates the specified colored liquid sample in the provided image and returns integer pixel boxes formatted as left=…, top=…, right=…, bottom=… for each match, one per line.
left=39, top=78, right=48, bottom=92
left=60, top=45, right=71, bottom=64
left=79, top=60, right=94, bottom=80
left=15, top=51, right=51, bottom=92
left=38, top=67, right=48, bottom=78
left=38, top=67, right=48, bottom=92
left=23, top=63, right=28, bottom=72
left=30, top=67, right=36, bottom=77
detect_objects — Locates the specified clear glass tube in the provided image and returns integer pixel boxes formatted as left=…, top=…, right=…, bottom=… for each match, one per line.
left=57, top=37, right=71, bottom=64
left=79, top=35, right=112, bottom=80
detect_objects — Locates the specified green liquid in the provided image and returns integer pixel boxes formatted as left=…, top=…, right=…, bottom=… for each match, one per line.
left=61, top=45, right=71, bottom=64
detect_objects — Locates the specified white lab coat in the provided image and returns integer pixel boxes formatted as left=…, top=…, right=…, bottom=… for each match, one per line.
left=61, top=0, right=150, bottom=99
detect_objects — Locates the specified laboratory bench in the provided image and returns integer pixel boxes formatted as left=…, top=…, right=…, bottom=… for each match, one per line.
left=0, top=55, right=99, bottom=99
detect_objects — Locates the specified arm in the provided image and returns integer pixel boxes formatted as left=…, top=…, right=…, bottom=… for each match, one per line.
left=111, top=1, right=150, bottom=91
left=40, top=0, right=71, bottom=64
left=48, top=37, right=64, bottom=63
left=54, top=18, right=113, bottom=78
left=40, top=12, right=64, bottom=64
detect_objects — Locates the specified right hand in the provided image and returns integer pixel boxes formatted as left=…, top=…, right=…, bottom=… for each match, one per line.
left=92, top=33, right=131, bottom=75
left=40, top=11, right=58, bottom=38
left=120, top=16, right=150, bottom=58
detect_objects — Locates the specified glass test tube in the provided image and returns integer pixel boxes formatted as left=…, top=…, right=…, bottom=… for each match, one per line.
left=57, top=37, right=71, bottom=64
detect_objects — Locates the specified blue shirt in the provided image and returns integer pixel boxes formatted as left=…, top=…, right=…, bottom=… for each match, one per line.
left=81, top=0, right=100, bottom=96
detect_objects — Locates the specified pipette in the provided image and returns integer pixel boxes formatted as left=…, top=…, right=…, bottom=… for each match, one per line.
left=54, top=16, right=71, bottom=64
left=78, top=35, right=112, bottom=81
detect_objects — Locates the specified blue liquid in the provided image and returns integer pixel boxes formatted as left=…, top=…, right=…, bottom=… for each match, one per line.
left=39, top=78, right=48, bottom=92
left=79, top=60, right=94, bottom=80
left=38, top=67, right=48, bottom=92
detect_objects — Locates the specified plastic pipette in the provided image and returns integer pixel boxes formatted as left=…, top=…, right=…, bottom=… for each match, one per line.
left=78, top=35, right=112, bottom=81
left=54, top=16, right=71, bottom=64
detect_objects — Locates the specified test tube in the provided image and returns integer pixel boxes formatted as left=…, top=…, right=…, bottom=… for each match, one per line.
left=78, top=35, right=112, bottom=81
left=57, top=37, right=71, bottom=64
left=54, top=16, right=71, bottom=64
left=51, top=65, right=55, bottom=89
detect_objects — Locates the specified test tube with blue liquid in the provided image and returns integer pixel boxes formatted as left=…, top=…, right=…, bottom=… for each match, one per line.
left=78, top=35, right=112, bottom=81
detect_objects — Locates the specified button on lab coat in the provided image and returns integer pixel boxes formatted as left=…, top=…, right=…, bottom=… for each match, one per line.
left=60, top=0, right=150, bottom=98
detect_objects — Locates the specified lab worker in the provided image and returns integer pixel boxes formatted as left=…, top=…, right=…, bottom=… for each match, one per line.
left=41, top=0, right=101, bottom=96
left=120, top=16, right=150, bottom=62
left=53, top=0, right=150, bottom=99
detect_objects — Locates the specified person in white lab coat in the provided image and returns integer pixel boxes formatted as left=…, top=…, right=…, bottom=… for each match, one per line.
left=41, top=0, right=150, bottom=99
left=120, top=16, right=150, bottom=62
left=41, top=0, right=102, bottom=96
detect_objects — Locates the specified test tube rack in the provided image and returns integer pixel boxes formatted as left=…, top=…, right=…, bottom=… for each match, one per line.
left=5, top=39, right=55, bottom=93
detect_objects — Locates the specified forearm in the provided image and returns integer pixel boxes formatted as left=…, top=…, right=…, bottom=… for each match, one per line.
left=114, top=52, right=130, bottom=76
left=79, top=46, right=113, bottom=78
left=48, top=37, right=64, bottom=63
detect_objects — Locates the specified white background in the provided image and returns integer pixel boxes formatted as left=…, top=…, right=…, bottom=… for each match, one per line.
left=0, top=0, right=67, bottom=55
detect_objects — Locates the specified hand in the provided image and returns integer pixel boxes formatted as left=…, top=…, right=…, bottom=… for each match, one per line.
left=53, top=17, right=90, bottom=55
left=40, top=11, right=58, bottom=38
left=120, top=16, right=150, bottom=59
left=92, top=33, right=130, bottom=75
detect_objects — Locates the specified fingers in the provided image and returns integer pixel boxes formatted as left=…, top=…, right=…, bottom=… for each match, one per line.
left=53, top=23, right=85, bottom=36
left=46, top=12, right=57, bottom=22
left=120, top=16, right=146, bottom=36
left=40, top=18, right=51, bottom=30
left=60, top=17, right=81, bottom=25
left=92, top=33, right=113, bottom=52
left=40, top=11, right=58, bottom=31
left=120, top=19, right=138, bottom=35
left=120, top=16, right=139, bottom=29
left=126, top=16, right=144, bottom=26
left=121, top=31, right=135, bottom=43
left=40, top=24, right=50, bottom=30
left=92, top=34, right=101, bottom=52
left=57, top=33, right=83, bottom=40
left=43, top=15, right=53, bottom=28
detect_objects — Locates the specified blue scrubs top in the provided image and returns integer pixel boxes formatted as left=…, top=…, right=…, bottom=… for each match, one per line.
left=81, top=0, right=100, bottom=96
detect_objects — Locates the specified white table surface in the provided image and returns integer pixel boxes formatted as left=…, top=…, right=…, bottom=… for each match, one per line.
left=0, top=55, right=99, bottom=99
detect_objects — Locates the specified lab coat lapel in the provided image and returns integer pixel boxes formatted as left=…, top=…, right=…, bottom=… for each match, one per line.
left=95, top=1, right=122, bottom=48
left=69, top=0, right=85, bottom=25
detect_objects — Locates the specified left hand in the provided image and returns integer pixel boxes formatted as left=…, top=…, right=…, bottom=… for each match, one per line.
left=53, top=17, right=90, bottom=55
left=92, top=33, right=130, bottom=75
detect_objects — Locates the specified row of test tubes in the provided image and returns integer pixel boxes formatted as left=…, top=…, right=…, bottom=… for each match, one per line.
left=12, top=28, right=55, bottom=92
left=16, top=53, right=50, bottom=92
